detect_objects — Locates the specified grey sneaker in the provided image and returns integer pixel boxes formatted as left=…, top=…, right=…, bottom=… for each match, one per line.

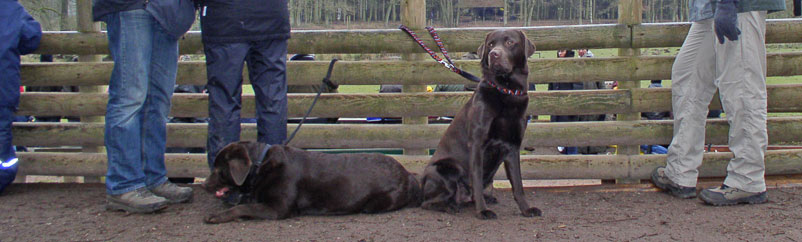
left=106, top=188, right=168, bottom=213
left=699, top=185, right=767, bottom=206
left=150, top=182, right=193, bottom=204
left=651, top=166, right=697, bottom=199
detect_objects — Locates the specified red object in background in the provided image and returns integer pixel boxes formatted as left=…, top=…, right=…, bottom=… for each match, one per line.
left=20, top=86, right=24, bottom=92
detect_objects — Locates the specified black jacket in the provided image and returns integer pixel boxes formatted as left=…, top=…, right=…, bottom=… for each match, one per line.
left=199, top=0, right=290, bottom=43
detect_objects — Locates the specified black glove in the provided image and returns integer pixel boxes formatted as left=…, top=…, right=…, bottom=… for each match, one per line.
left=714, top=0, right=741, bottom=44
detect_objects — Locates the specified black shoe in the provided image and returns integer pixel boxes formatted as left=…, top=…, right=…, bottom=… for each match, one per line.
left=699, top=185, right=767, bottom=206
left=651, top=166, right=697, bottom=199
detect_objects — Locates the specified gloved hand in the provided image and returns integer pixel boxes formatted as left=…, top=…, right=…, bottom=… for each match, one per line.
left=714, top=0, right=740, bottom=44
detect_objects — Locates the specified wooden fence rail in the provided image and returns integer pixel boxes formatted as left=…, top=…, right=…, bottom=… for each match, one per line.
left=20, top=52, right=802, bottom=86
left=16, top=149, right=802, bottom=179
left=32, top=19, right=802, bottom=55
left=16, top=85, right=802, bottom=117
left=12, top=117, right=802, bottom=149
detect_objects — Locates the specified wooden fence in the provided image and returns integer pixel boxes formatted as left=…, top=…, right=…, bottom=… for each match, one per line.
left=14, top=0, right=802, bottom=181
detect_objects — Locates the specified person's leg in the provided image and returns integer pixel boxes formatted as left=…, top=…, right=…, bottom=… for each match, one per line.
left=141, top=18, right=178, bottom=189
left=102, top=9, right=168, bottom=213
left=137, top=17, right=193, bottom=203
left=205, top=42, right=250, bottom=169
left=0, top=107, right=18, bottom=194
left=699, top=11, right=769, bottom=205
left=103, top=9, right=153, bottom=196
left=247, top=39, right=288, bottom=145
left=663, top=18, right=718, bottom=188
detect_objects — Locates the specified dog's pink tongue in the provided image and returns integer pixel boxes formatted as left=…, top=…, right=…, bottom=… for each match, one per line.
left=215, top=187, right=229, bottom=198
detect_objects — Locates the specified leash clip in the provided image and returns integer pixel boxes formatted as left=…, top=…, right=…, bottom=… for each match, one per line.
left=438, top=59, right=454, bottom=70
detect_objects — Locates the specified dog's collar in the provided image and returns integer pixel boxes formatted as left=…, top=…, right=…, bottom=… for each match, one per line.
left=485, top=79, right=527, bottom=96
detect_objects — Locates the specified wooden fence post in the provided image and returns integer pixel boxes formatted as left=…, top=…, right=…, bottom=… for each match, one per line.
left=401, top=0, right=429, bottom=156
left=75, top=0, right=104, bottom=183
left=617, top=0, right=643, bottom=184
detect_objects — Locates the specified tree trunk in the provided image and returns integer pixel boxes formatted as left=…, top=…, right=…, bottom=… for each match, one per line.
left=60, top=0, right=70, bottom=30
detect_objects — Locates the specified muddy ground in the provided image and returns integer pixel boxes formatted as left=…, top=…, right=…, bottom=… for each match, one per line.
left=2, top=181, right=802, bottom=241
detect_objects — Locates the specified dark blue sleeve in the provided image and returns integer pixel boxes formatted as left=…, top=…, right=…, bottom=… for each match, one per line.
left=17, top=10, right=42, bottom=55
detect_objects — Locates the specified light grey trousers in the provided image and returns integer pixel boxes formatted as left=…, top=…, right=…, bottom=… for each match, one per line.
left=665, top=11, right=768, bottom=193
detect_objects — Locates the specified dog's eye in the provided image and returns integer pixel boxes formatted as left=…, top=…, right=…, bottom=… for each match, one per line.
left=488, top=43, right=494, bottom=47
left=506, top=40, right=515, bottom=46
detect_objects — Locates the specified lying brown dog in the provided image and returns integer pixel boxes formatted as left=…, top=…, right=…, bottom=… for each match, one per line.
left=202, top=141, right=421, bottom=223
left=421, top=29, right=541, bottom=219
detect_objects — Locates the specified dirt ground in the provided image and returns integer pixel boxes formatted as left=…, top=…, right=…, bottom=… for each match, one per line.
left=2, top=180, right=802, bottom=241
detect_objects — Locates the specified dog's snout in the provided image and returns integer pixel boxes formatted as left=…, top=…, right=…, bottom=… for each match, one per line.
left=489, top=50, right=501, bottom=59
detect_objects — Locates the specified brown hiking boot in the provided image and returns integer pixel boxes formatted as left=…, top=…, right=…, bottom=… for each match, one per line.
left=651, top=166, right=697, bottom=199
left=699, top=185, right=768, bottom=206
left=106, top=187, right=168, bottom=213
left=150, top=182, right=193, bottom=204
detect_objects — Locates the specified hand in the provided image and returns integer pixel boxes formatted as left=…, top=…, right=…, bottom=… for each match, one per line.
left=714, top=0, right=740, bottom=44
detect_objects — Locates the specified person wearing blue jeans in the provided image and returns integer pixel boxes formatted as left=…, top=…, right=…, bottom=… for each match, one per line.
left=0, top=0, right=41, bottom=195
left=199, top=0, right=290, bottom=170
left=94, top=0, right=195, bottom=213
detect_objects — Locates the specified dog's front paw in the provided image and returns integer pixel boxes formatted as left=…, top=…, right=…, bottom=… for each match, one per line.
left=477, top=210, right=497, bottom=220
left=522, top=207, right=542, bottom=217
left=204, top=213, right=227, bottom=224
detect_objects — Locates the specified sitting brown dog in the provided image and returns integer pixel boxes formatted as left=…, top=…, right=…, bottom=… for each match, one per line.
left=202, top=141, right=421, bottom=223
left=420, top=29, right=541, bottom=219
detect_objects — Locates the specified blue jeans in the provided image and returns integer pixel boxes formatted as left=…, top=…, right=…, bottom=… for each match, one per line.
left=204, top=40, right=288, bottom=169
left=103, top=9, right=178, bottom=195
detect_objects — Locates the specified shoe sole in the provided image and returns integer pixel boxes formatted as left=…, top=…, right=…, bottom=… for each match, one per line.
left=699, top=192, right=768, bottom=206
left=651, top=167, right=696, bottom=199
left=166, top=194, right=193, bottom=204
left=106, top=200, right=168, bottom=213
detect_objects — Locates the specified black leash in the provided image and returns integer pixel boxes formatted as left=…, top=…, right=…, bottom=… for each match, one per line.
left=223, top=60, right=338, bottom=206
left=283, top=58, right=338, bottom=146
left=399, top=25, right=481, bottom=83
left=250, top=59, right=338, bottom=172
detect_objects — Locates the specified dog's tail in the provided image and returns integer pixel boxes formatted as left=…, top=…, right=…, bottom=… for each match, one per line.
left=405, top=173, right=423, bottom=208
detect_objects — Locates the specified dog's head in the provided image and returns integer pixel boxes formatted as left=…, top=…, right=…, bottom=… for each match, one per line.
left=202, top=141, right=260, bottom=198
left=477, top=29, right=536, bottom=76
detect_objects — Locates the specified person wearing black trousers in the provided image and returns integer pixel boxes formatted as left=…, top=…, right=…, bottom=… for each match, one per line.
left=198, top=0, right=290, bottom=170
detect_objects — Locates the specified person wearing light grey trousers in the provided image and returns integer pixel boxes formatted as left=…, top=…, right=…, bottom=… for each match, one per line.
left=651, top=0, right=785, bottom=206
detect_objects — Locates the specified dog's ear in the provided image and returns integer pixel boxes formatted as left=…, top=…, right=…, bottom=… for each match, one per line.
left=515, top=30, right=536, bottom=58
left=476, top=31, right=493, bottom=62
left=223, top=144, right=252, bottom=186
left=258, top=145, right=287, bottom=175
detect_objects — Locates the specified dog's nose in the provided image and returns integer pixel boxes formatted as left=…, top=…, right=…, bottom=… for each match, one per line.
left=489, top=50, right=501, bottom=59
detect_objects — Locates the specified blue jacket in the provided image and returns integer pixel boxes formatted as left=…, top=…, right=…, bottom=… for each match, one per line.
left=145, top=0, right=196, bottom=39
left=92, top=0, right=146, bottom=21
left=690, top=0, right=786, bottom=22
left=94, top=0, right=195, bottom=39
left=199, top=0, right=290, bottom=43
left=1, top=0, right=41, bottom=109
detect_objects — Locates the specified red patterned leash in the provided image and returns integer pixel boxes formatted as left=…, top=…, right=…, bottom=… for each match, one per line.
left=399, top=25, right=481, bottom=82
left=398, top=25, right=527, bottom=96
